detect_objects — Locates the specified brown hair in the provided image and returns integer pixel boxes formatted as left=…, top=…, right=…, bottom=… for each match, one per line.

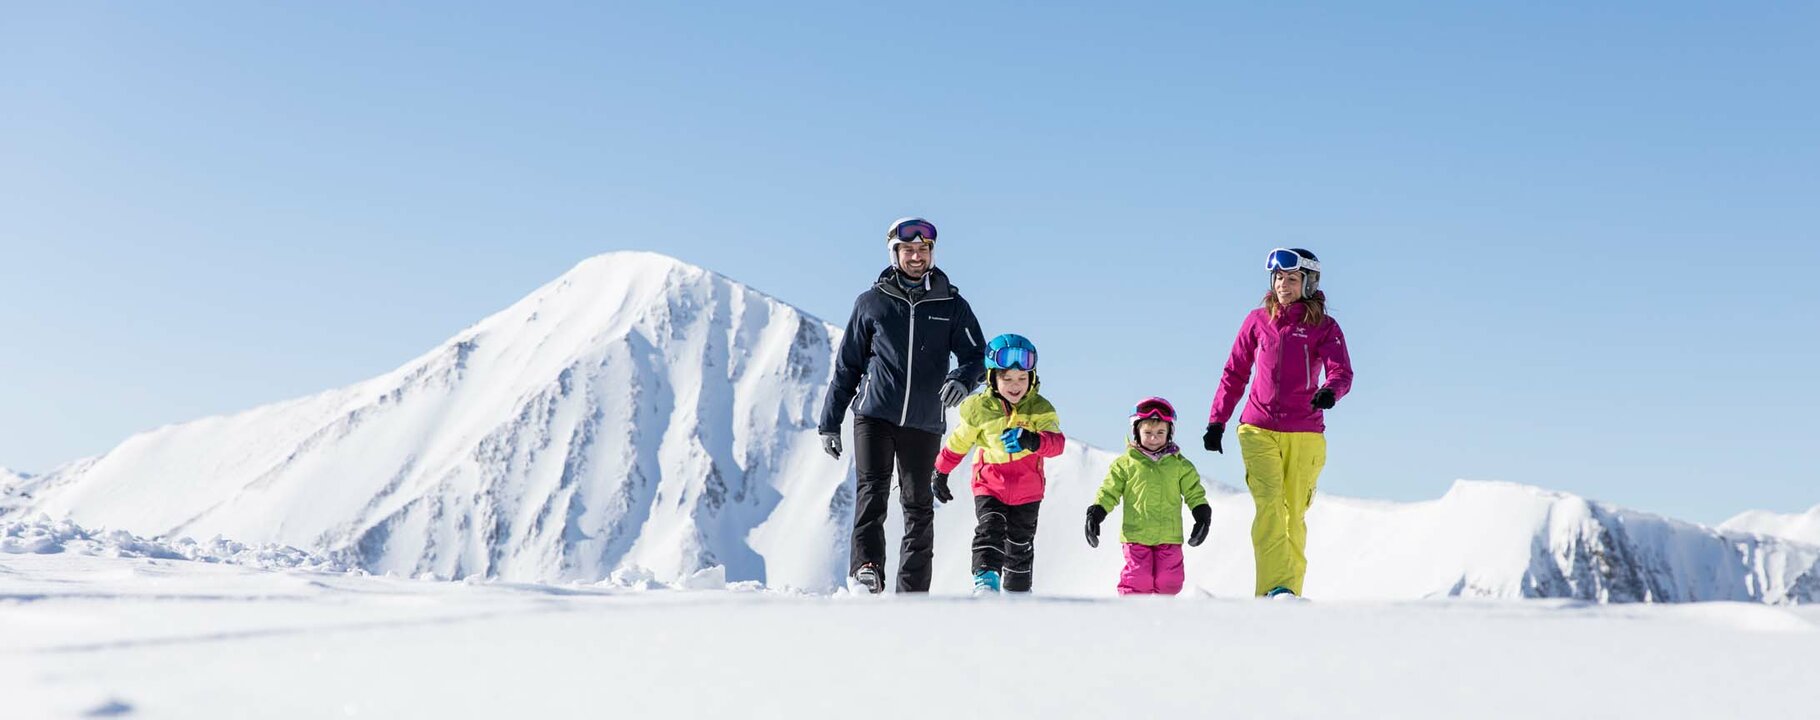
left=1264, top=289, right=1327, bottom=325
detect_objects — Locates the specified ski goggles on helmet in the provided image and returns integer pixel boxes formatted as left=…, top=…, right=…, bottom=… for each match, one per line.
left=1266, top=248, right=1320, bottom=274
left=1130, top=397, right=1177, bottom=423
left=887, top=218, right=938, bottom=243
left=986, top=345, right=1036, bottom=371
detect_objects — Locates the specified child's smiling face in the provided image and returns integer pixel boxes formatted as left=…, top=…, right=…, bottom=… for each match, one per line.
left=1137, top=419, right=1171, bottom=451
left=994, top=369, right=1030, bottom=404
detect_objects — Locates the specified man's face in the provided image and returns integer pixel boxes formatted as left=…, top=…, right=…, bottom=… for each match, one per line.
left=894, top=241, right=932, bottom=279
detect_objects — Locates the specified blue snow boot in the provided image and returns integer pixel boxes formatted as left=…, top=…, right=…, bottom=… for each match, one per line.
left=972, top=570, right=1001, bottom=596
left=1266, top=586, right=1299, bottom=600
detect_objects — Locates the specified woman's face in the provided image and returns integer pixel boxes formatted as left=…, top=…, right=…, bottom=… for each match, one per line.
left=995, top=369, right=1030, bottom=404
left=1273, top=270, right=1305, bottom=304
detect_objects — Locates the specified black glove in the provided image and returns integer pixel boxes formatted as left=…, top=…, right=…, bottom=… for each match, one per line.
left=1311, top=387, right=1336, bottom=410
left=1188, top=504, right=1212, bottom=547
left=933, top=471, right=953, bottom=504
left=939, top=379, right=970, bottom=409
left=1000, top=428, right=1041, bottom=454
left=1085, top=505, right=1108, bottom=548
left=1202, top=422, right=1224, bottom=454
left=820, top=431, right=842, bottom=460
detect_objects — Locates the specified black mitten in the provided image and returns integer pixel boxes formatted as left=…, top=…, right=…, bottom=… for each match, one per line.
left=1311, top=387, right=1336, bottom=410
left=1202, top=422, right=1224, bottom=454
left=1188, top=504, right=1212, bottom=547
left=1085, top=505, right=1109, bottom=548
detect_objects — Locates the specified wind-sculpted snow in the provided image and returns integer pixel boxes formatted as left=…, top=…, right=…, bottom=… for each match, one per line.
left=0, top=467, right=34, bottom=516
left=1, top=516, right=355, bottom=572
left=6, top=252, right=1817, bottom=602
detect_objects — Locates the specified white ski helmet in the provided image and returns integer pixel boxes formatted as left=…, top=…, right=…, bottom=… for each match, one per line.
left=886, top=217, right=937, bottom=271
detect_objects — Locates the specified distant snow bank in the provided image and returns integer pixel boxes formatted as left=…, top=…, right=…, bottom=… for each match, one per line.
left=0, top=516, right=357, bottom=573
left=0, top=515, right=760, bottom=592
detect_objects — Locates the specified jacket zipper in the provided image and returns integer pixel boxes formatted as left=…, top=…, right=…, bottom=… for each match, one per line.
left=1305, top=345, right=1315, bottom=391
left=894, top=293, right=953, bottom=426
left=902, top=298, right=917, bottom=426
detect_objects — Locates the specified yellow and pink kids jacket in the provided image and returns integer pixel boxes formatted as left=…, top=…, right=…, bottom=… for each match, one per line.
left=934, top=389, right=1064, bottom=505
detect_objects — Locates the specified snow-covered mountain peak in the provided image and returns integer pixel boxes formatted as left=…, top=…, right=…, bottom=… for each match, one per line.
left=462, top=251, right=757, bottom=339
left=1722, top=504, right=1820, bottom=547
left=377, top=251, right=808, bottom=403
left=12, top=250, right=851, bottom=588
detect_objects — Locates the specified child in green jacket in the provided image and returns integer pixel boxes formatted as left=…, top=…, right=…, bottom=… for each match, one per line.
left=1085, top=397, right=1211, bottom=595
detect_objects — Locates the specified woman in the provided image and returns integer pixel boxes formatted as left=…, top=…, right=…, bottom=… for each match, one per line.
left=1203, top=248, right=1354, bottom=599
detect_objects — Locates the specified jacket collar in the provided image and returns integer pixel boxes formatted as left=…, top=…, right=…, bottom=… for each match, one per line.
left=1128, top=442, right=1181, bottom=462
left=874, top=266, right=955, bottom=303
left=990, top=387, right=1042, bottom=415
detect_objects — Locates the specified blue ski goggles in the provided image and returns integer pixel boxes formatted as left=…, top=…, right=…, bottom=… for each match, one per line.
left=987, top=345, right=1036, bottom=371
left=888, top=218, right=938, bottom=243
left=1266, top=248, right=1320, bottom=274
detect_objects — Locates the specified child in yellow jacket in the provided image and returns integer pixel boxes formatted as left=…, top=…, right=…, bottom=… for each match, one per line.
left=933, top=334, right=1064, bottom=595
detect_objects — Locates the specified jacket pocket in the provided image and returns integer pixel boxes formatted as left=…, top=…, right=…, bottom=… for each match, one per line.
left=852, top=375, right=871, bottom=410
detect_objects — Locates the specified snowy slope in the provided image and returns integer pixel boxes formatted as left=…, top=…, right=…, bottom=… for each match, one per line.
left=8, top=252, right=1818, bottom=602
left=3, top=550, right=1817, bottom=720
left=10, top=252, right=853, bottom=589
left=1722, top=505, right=1820, bottom=547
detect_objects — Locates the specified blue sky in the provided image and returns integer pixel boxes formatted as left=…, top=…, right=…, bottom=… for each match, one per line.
left=3, top=3, right=1815, bottom=524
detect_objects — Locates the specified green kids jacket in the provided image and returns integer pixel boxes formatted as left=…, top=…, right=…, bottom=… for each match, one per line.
left=1093, top=444, right=1209, bottom=546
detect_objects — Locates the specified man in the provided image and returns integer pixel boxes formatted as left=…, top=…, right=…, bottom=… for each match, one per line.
left=819, top=216, right=986, bottom=594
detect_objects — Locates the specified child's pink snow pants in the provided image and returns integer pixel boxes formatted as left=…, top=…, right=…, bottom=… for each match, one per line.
left=1119, top=543, right=1185, bottom=595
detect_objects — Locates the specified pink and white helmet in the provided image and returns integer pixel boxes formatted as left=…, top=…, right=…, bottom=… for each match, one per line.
left=1129, top=396, right=1177, bottom=440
